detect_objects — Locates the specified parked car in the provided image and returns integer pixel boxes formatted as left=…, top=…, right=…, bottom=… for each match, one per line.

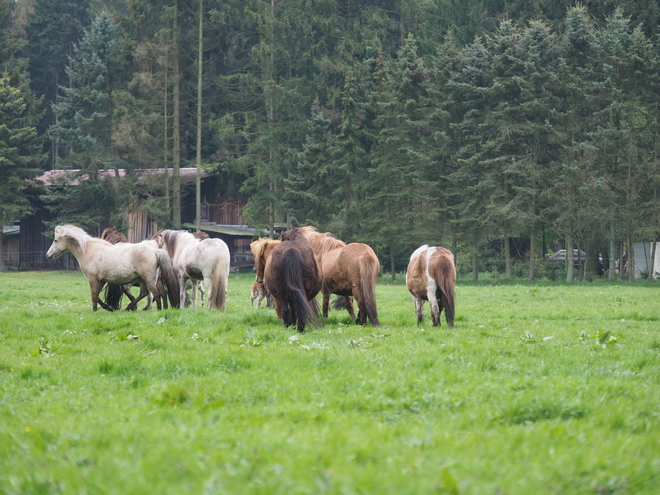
left=547, top=249, right=587, bottom=267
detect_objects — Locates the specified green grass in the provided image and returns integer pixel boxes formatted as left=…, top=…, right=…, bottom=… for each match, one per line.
left=1, top=271, right=659, bottom=494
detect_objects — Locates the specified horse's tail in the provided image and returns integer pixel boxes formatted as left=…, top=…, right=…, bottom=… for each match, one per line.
left=331, top=295, right=347, bottom=310
left=358, top=252, right=380, bottom=326
left=282, top=249, right=318, bottom=332
left=432, top=252, right=456, bottom=327
left=104, top=284, right=124, bottom=311
left=157, top=250, right=180, bottom=309
left=209, top=253, right=230, bottom=311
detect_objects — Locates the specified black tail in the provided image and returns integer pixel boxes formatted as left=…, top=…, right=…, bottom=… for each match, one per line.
left=282, top=250, right=318, bottom=332
left=104, top=284, right=124, bottom=311
left=157, top=250, right=181, bottom=309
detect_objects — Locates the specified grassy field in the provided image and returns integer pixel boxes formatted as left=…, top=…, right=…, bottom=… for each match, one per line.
left=0, top=271, right=659, bottom=494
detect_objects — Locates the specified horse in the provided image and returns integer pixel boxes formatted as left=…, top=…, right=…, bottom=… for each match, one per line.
left=100, top=227, right=174, bottom=310
left=406, top=245, right=456, bottom=327
left=250, top=281, right=268, bottom=308
left=154, top=229, right=230, bottom=310
left=46, top=224, right=180, bottom=312
left=294, top=226, right=380, bottom=326
left=250, top=238, right=280, bottom=308
left=253, top=232, right=321, bottom=332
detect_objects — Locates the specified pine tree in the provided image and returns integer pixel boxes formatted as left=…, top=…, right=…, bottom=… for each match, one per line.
left=285, top=99, right=337, bottom=228
left=49, top=11, right=125, bottom=172
left=0, top=75, right=44, bottom=270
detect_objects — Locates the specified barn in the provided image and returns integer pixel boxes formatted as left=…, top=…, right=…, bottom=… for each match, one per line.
left=7, top=168, right=260, bottom=272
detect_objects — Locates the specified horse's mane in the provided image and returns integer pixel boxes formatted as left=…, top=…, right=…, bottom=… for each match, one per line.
left=250, top=237, right=280, bottom=260
left=55, top=224, right=92, bottom=253
left=297, top=226, right=346, bottom=258
left=101, top=227, right=129, bottom=244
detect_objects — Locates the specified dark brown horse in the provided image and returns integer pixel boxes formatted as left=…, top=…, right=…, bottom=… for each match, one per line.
left=295, top=226, right=380, bottom=326
left=406, top=245, right=456, bottom=326
left=253, top=231, right=321, bottom=332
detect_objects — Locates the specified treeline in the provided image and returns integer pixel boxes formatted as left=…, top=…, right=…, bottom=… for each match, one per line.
left=1, top=0, right=660, bottom=280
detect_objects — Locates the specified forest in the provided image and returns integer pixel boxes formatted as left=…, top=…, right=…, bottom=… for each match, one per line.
left=1, top=0, right=660, bottom=281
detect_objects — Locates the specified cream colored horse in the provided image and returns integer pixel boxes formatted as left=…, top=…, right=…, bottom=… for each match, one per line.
left=46, top=224, right=179, bottom=311
left=406, top=245, right=456, bottom=327
left=154, top=230, right=230, bottom=310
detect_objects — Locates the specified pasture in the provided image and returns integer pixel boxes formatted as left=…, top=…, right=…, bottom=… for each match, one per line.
left=0, top=271, right=659, bottom=494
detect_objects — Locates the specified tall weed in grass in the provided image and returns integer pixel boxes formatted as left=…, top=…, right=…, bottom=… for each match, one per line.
left=0, top=271, right=659, bottom=493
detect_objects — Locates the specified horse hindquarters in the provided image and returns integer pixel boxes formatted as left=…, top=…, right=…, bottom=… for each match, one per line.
left=354, top=252, right=379, bottom=326
left=278, top=250, right=317, bottom=332
left=156, top=250, right=180, bottom=309
left=208, top=252, right=230, bottom=311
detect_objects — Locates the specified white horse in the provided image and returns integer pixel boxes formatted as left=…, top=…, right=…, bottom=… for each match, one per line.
left=46, top=225, right=180, bottom=311
left=406, top=245, right=456, bottom=327
left=154, top=229, right=230, bottom=310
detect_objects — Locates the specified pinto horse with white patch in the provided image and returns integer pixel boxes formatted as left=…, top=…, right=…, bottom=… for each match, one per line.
left=406, top=245, right=456, bottom=327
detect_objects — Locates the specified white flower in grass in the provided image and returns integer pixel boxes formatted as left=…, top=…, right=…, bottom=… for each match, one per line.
left=289, top=335, right=299, bottom=344
left=191, top=333, right=199, bottom=340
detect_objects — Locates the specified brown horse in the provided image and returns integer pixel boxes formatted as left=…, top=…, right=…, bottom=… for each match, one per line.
left=101, top=227, right=173, bottom=310
left=406, top=245, right=456, bottom=327
left=292, top=226, right=380, bottom=326
left=253, top=232, right=321, bottom=332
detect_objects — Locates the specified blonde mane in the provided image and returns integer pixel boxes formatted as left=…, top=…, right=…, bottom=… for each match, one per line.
left=250, top=238, right=281, bottom=260
left=297, top=226, right=346, bottom=259
left=55, top=224, right=93, bottom=253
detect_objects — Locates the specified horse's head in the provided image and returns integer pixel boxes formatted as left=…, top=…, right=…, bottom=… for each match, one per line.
left=47, top=225, right=86, bottom=259
left=250, top=238, right=281, bottom=282
left=280, top=228, right=305, bottom=241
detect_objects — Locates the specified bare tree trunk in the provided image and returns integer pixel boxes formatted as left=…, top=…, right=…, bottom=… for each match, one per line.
left=566, top=235, right=575, bottom=282
left=472, top=237, right=479, bottom=282
left=505, top=236, right=512, bottom=279
left=390, top=243, right=396, bottom=282
left=528, top=229, right=535, bottom=280
left=195, top=0, right=204, bottom=232
left=172, top=4, right=182, bottom=228
left=163, top=45, right=170, bottom=217
left=608, top=221, right=616, bottom=281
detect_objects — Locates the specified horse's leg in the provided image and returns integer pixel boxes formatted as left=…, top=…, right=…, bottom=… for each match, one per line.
left=89, top=279, right=105, bottom=311
left=414, top=297, right=424, bottom=324
left=126, top=283, right=148, bottom=310
left=122, top=285, right=137, bottom=303
left=191, top=280, right=199, bottom=310
left=427, top=286, right=441, bottom=326
left=345, top=295, right=357, bottom=321
left=322, top=287, right=331, bottom=318
left=179, top=275, right=188, bottom=309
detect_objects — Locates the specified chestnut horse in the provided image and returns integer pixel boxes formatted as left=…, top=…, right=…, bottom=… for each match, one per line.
left=294, top=226, right=379, bottom=326
left=252, top=232, right=321, bottom=332
left=406, top=245, right=456, bottom=327
left=46, top=225, right=179, bottom=311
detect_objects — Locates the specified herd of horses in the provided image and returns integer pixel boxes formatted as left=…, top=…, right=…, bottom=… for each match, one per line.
left=46, top=224, right=456, bottom=332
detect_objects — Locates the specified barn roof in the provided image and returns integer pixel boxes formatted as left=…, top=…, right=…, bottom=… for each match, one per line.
left=35, top=168, right=205, bottom=186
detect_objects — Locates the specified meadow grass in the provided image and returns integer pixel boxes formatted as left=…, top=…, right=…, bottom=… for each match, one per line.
left=0, top=271, right=659, bottom=494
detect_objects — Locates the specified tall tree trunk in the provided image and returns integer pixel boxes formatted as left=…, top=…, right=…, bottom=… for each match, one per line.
left=528, top=229, right=535, bottom=281
left=608, top=221, right=616, bottom=281
left=172, top=5, right=182, bottom=228
left=566, top=235, right=575, bottom=282
left=390, top=243, right=396, bottom=281
left=505, top=236, right=512, bottom=279
left=0, top=210, right=5, bottom=271
left=472, top=236, right=479, bottom=282
left=163, top=45, right=170, bottom=216
left=195, top=0, right=204, bottom=232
